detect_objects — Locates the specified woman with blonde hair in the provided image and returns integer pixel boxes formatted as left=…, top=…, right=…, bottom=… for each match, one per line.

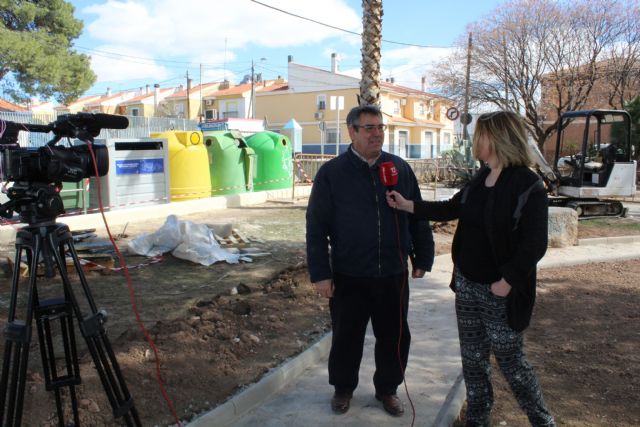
left=387, top=111, right=556, bottom=427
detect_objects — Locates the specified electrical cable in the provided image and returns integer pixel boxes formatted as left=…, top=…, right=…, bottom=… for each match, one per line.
left=391, top=208, right=416, bottom=426
left=86, top=143, right=183, bottom=427
left=249, top=0, right=452, bottom=49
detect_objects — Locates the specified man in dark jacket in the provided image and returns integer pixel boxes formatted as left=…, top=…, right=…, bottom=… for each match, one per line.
left=306, top=105, right=434, bottom=416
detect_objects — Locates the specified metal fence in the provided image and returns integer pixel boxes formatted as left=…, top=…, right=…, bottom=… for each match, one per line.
left=293, top=153, right=336, bottom=182
left=0, top=112, right=199, bottom=147
left=405, top=158, right=458, bottom=183
left=293, top=154, right=458, bottom=185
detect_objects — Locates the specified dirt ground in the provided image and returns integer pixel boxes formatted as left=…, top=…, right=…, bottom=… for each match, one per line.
left=0, top=201, right=638, bottom=426
left=455, top=258, right=640, bottom=427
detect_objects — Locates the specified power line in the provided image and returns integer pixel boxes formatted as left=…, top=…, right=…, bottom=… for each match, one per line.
left=249, top=0, right=452, bottom=49
left=74, top=46, right=254, bottom=69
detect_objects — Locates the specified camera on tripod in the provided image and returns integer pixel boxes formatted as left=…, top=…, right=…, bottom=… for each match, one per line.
left=0, top=112, right=142, bottom=426
left=0, top=112, right=127, bottom=223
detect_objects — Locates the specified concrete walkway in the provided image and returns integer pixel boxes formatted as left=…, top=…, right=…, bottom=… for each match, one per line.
left=188, top=236, right=640, bottom=427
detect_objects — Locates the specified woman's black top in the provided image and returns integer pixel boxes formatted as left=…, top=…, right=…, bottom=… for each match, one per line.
left=412, top=166, right=548, bottom=332
left=456, top=183, right=501, bottom=283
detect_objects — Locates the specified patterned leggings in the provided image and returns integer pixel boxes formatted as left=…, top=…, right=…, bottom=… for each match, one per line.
left=454, top=270, right=556, bottom=427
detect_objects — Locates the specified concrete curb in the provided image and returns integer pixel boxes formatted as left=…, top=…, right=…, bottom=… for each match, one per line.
left=577, top=235, right=640, bottom=246
left=432, top=373, right=465, bottom=427
left=187, top=333, right=332, bottom=426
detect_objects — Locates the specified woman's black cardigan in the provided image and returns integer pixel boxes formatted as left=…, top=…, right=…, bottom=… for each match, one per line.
left=414, top=166, right=548, bottom=332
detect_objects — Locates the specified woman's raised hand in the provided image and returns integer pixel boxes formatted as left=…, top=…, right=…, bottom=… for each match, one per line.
left=386, top=190, right=414, bottom=213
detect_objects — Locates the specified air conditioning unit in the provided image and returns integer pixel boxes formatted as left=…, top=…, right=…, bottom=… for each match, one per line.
left=314, top=111, right=324, bottom=120
left=400, top=99, right=407, bottom=106
left=205, top=99, right=214, bottom=106
left=318, top=100, right=326, bottom=110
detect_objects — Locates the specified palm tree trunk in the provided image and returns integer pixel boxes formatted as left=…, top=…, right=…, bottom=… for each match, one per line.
left=360, top=0, right=383, bottom=106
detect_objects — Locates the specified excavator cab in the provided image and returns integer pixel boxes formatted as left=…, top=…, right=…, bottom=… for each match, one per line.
left=546, top=110, right=637, bottom=216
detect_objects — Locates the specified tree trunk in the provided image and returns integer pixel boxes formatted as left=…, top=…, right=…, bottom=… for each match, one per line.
left=359, top=0, right=383, bottom=106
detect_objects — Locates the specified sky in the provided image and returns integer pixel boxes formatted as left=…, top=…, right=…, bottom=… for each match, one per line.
left=68, top=0, right=505, bottom=96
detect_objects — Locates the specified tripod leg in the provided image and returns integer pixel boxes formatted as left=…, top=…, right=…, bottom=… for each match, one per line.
left=0, top=232, right=42, bottom=426
left=35, top=298, right=82, bottom=427
left=49, top=225, right=142, bottom=426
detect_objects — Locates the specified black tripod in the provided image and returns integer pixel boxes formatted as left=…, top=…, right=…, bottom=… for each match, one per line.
left=0, top=184, right=141, bottom=426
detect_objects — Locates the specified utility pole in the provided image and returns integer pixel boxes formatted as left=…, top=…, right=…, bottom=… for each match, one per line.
left=186, top=70, right=191, bottom=120
left=199, top=63, right=203, bottom=122
left=463, top=32, right=473, bottom=167
left=250, top=60, right=255, bottom=119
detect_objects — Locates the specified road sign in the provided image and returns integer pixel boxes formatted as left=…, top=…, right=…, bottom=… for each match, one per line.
left=460, top=112, right=473, bottom=125
left=446, top=107, right=460, bottom=121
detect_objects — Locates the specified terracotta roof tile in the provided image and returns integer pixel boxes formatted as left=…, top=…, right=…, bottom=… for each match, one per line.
left=62, top=94, right=104, bottom=108
left=84, top=92, right=131, bottom=107
left=257, top=83, right=288, bottom=93
left=381, top=81, right=440, bottom=97
left=122, top=87, right=175, bottom=104
left=210, top=83, right=253, bottom=96
left=388, top=116, right=415, bottom=124
left=166, top=82, right=221, bottom=99
left=0, top=98, right=27, bottom=112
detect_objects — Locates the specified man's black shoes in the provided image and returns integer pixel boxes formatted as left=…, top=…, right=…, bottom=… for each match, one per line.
left=375, top=393, right=404, bottom=416
left=331, top=391, right=353, bottom=414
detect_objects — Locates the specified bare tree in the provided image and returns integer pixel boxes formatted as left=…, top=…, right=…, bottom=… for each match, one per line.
left=359, top=0, right=383, bottom=106
left=431, top=0, right=632, bottom=149
left=601, top=0, right=640, bottom=109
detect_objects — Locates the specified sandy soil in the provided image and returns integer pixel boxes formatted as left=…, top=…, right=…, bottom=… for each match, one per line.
left=0, top=203, right=637, bottom=426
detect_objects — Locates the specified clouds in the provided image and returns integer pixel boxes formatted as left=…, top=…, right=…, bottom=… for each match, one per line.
left=380, top=46, right=454, bottom=90
left=80, top=0, right=361, bottom=83
left=87, top=44, right=172, bottom=83
left=75, top=0, right=460, bottom=92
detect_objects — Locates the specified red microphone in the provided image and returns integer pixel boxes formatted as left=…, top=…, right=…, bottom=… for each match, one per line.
left=379, top=161, right=398, bottom=188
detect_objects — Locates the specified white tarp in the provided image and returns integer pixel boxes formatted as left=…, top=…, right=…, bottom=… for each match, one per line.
left=128, top=215, right=239, bottom=265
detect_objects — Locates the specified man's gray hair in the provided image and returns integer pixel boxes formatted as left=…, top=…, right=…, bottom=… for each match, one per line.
left=346, top=105, right=383, bottom=127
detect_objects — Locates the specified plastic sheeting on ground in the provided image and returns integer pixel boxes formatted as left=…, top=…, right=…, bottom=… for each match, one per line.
left=127, top=215, right=239, bottom=265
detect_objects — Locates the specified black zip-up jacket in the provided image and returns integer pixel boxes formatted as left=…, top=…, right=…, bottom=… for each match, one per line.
left=306, top=146, right=434, bottom=283
left=414, top=166, right=548, bottom=332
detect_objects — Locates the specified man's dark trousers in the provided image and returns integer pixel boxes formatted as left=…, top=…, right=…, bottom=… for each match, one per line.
left=328, top=272, right=410, bottom=395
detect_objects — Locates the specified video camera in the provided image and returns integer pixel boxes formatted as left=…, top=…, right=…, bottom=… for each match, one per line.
left=0, top=112, right=129, bottom=183
left=0, top=112, right=129, bottom=223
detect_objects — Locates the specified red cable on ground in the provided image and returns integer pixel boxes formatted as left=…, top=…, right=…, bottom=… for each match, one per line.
left=87, top=145, right=182, bottom=427
left=392, top=210, right=416, bottom=426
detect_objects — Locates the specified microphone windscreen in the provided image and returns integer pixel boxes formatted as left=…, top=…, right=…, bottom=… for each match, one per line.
left=379, top=161, right=398, bottom=187
left=90, top=113, right=130, bottom=129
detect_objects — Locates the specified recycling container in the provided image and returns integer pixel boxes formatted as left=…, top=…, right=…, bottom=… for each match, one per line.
left=60, top=180, right=87, bottom=211
left=245, top=131, right=293, bottom=191
left=151, top=131, right=210, bottom=201
left=89, top=138, right=171, bottom=210
left=203, top=130, right=256, bottom=196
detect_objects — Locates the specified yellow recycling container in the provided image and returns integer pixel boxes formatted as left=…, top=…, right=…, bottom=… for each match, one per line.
left=151, top=131, right=210, bottom=201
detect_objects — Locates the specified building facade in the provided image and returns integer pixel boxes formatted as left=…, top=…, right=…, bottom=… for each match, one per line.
left=256, top=55, right=456, bottom=158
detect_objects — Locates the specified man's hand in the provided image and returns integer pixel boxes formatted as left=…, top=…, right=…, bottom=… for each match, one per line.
left=412, top=268, right=426, bottom=279
left=314, top=279, right=334, bottom=298
left=491, top=277, right=512, bottom=297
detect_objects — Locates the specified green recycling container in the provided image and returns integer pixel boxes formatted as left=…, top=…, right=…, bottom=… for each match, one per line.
left=203, top=131, right=256, bottom=196
left=245, top=131, right=293, bottom=191
left=60, top=180, right=87, bottom=211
